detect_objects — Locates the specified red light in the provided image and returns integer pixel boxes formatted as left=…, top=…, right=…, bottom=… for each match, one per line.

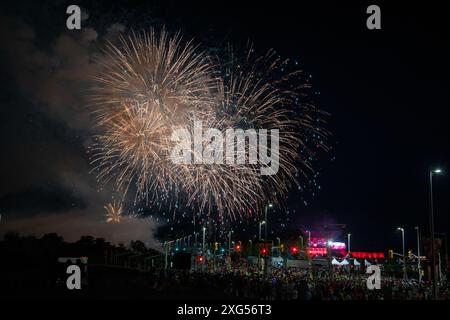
left=261, top=248, right=268, bottom=255
left=291, top=247, right=299, bottom=254
left=197, top=256, right=204, bottom=262
left=350, top=252, right=384, bottom=259
left=235, top=245, right=241, bottom=252
left=308, top=248, right=327, bottom=256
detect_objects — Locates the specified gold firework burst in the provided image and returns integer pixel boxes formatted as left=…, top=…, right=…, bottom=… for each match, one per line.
left=90, top=29, right=329, bottom=221
left=90, top=28, right=217, bottom=205
left=104, top=201, right=123, bottom=223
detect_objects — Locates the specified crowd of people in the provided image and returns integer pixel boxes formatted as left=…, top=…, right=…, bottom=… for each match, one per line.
left=148, top=267, right=450, bottom=300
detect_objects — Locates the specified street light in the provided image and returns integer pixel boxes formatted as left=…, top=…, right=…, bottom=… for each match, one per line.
left=202, top=227, right=206, bottom=252
left=264, top=204, right=273, bottom=242
left=163, top=241, right=174, bottom=270
left=259, top=221, right=266, bottom=241
left=397, top=227, right=406, bottom=279
left=306, top=230, right=311, bottom=245
left=187, top=235, right=192, bottom=248
left=347, top=233, right=351, bottom=253
left=415, top=226, right=421, bottom=282
left=305, top=230, right=312, bottom=274
left=429, top=167, right=442, bottom=299
left=299, top=236, right=304, bottom=250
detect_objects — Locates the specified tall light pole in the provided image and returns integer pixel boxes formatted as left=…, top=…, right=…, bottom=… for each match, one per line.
left=347, top=233, right=351, bottom=253
left=429, top=168, right=442, bottom=299
left=259, top=221, right=266, bottom=241
left=264, top=204, right=273, bottom=242
left=164, top=241, right=168, bottom=270
left=306, top=230, right=311, bottom=245
left=261, top=204, right=271, bottom=277
left=397, top=227, right=406, bottom=279
left=306, top=230, right=312, bottom=275
left=228, top=230, right=233, bottom=252
left=415, top=226, right=421, bottom=282
left=202, top=226, right=206, bottom=253
left=164, top=241, right=173, bottom=270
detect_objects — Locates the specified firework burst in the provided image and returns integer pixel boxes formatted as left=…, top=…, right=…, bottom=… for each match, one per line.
left=104, top=201, right=123, bottom=223
left=90, top=29, right=216, bottom=205
left=90, top=28, right=328, bottom=222
left=212, top=47, right=329, bottom=214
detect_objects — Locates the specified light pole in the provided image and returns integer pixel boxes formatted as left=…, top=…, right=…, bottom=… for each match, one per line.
left=164, top=241, right=173, bottom=270
left=187, top=235, right=192, bottom=249
left=415, top=226, right=421, bottom=282
left=260, top=204, right=270, bottom=276
left=347, top=233, right=351, bottom=253
left=264, top=204, right=273, bottom=242
left=306, top=230, right=311, bottom=246
left=259, top=221, right=266, bottom=241
left=194, top=232, right=198, bottom=248
left=397, top=227, right=406, bottom=279
left=429, top=168, right=442, bottom=299
left=202, top=227, right=206, bottom=253
left=228, top=231, right=233, bottom=252
left=305, top=230, right=312, bottom=275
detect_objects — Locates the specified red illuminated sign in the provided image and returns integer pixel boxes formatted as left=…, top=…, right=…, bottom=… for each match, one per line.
left=350, top=252, right=385, bottom=259
left=307, top=248, right=327, bottom=256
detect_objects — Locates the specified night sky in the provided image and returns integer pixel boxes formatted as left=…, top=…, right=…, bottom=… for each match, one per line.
left=1, top=1, right=449, bottom=252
